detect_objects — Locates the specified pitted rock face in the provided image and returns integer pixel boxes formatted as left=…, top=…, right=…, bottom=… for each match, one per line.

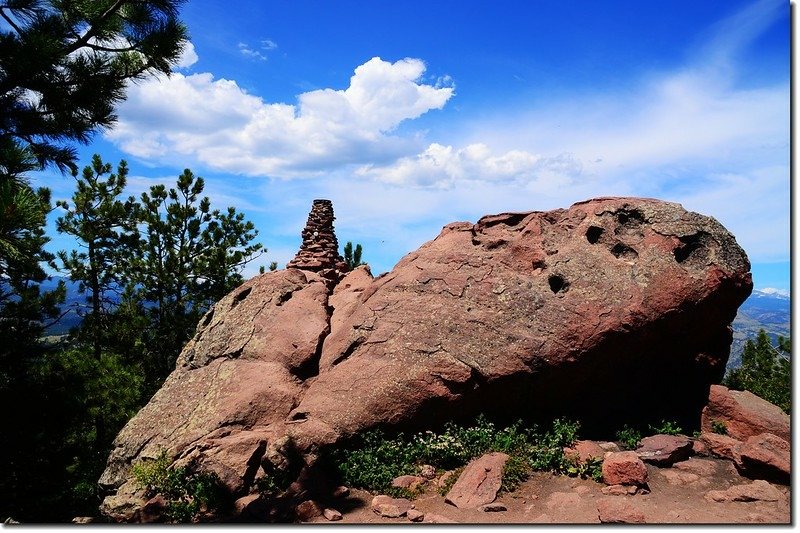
left=99, top=197, right=752, bottom=521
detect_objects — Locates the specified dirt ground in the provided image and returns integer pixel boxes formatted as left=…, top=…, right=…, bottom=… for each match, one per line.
left=304, top=457, right=790, bottom=525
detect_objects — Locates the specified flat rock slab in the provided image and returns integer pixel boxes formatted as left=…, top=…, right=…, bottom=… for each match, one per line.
left=445, top=452, right=509, bottom=509
left=706, top=480, right=783, bottom=503
left=636, top=434, right=693, bottom=466
left=371, top=495, right=412, bottom=517
left=406, top=509, right=425, bottom=522
left=673, top=458, right=718, bottom=477
left=597, top=498, right=646, bottom=523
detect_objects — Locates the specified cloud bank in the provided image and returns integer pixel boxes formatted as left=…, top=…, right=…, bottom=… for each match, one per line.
left=107, top=57, right=454, bottom=177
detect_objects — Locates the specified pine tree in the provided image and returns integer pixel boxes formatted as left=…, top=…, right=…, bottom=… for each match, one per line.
left=343, top=241, right=365, bottom=271
left=56, top=155, right=138, bottom=359
left=132, top=169, right=263, bottom=390
left=1, top=0, right=188, bottom=174
left=724, top=329, right=790, bottom=413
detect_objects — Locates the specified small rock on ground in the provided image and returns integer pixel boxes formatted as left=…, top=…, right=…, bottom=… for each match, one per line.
left=597, top=498, right=646, bottom=523
left=481, top=503, right=508, bottom=512
left=323, top=508, right=342, bottom=521
left=601, top=484, right=638, bottom=496
left=407, top=509, right=425, bottom=522
left=295, top=500, right=322, bottom=522
left=424, top=513, right=458, bottom=523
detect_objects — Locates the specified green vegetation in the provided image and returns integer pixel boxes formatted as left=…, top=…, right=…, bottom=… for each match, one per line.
left=343, top=241, right=365, bottom=270
left=1, top=0, right=187, bottom=176
left=615, top=425, right=642, bottom=450
left=648, top=420, right=683, bottom=436
left=132, top=451, right=227, bottom=523
left=724, top=329, right=790, bottom=414
left=0, top=0, right=193, bottom=522
left=710, top=420, right=728, bottom=435
left=1, top=158, right=264, bottom=522
left=325, top=416, right=596, bottom=496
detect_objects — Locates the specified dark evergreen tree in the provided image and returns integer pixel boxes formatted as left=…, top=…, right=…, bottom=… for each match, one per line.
left=1, top=0, right=188, bottom=174
left=132, top=169, right=263, bottom=392
left=724, top=329, right=790, bottom=413
left=343, top=241, right=364, bottom=271
left=0, top=0, right=189, bottom=520
left=56, top=155, right=138, bottom=359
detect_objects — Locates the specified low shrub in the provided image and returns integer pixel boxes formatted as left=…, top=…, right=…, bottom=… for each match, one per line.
left=131, top=450, right=226, bottom=522
left=325, top=416, right=587, bottom=496
left=649, top=420, right=683, bottom=436
left=616, top=425, right=642, bottom=450
left=710, top=420, right=728, bottom=435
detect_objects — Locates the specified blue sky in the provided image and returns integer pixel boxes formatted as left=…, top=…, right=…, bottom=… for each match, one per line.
left=35, top=0, right=790, bottom=291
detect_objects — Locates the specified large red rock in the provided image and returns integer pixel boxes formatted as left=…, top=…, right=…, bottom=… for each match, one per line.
left=602, top=451, right=648, bottom=486
left=701, top=432, right=742, bottom=461
left=635, top=435, right=693, bottom=466
left=734, top=433, right=790, bottom=485
left=99, top=197, right=752, bottom=520
left=445, top=452, right=508, bottom=509
left=701, top=385, right=789, bottom=442
left=564, top=440, right=607, bottom=464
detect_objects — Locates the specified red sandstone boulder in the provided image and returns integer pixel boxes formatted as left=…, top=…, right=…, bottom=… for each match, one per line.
left=295, top=500, right=322, bottom=522
left=702, top=432, right=742, bottom=461
left=701, top=385, right=789, bottom=442
left=445, top=452, right=508, bottom=509
left=734, top=433, right=790, bottom=484
left=564, top=440, right=607, bottom=464
left=99, top=197, right=752, bottom=520
left=635, top=434, right=693, bottom=466
left=602, top=451, right=648, bottom=486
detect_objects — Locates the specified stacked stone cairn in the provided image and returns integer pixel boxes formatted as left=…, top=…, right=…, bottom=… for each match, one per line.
left=286, top=199, right=348, bottom=279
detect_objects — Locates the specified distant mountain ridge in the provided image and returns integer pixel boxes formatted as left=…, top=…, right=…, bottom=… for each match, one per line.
left=729, top=288, right=791, bottom=371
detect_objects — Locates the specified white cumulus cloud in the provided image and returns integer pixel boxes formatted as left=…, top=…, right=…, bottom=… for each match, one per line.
left=175, top=41, right=198, bottom=69
left=107, top=57, right=454, bottom=177
left=357, top=143, right=582, bottom=189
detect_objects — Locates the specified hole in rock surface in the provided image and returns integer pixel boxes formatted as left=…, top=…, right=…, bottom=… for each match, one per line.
left=231, top=286, right=252, bottom=308
left=611, top=242, right=638, bottom=260
left=548, top=274, right=568, bottom=294
left=585, top=226, right=604, bottom=244
left=673, top=233, right=708, bottom=264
